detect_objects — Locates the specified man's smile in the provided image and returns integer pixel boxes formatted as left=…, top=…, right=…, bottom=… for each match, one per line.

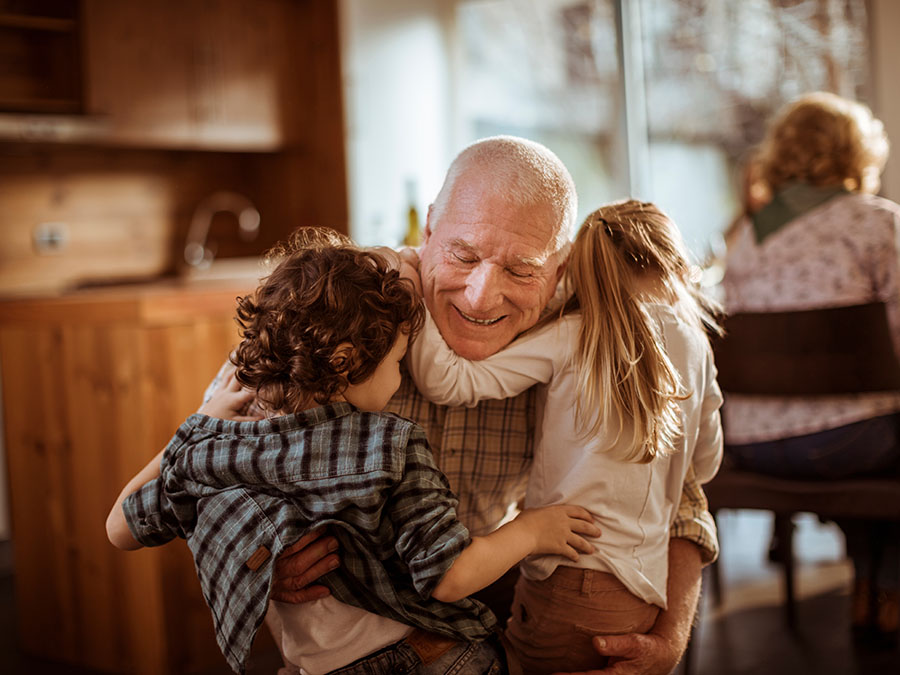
left=454, top=306, right=507, bottom=326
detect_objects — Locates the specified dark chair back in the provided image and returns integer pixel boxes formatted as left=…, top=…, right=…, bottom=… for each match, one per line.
left=712, top=302, right=900, bottom=396
left=702, top=301, right=900, bottom=633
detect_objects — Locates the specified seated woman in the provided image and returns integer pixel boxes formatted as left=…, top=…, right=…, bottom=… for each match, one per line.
left=721, top=91, right=900, bottom=646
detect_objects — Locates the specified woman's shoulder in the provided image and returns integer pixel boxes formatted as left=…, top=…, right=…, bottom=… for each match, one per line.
left=824, top=191, right=900, bottom=223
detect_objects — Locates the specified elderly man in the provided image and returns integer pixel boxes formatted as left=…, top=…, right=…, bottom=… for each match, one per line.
left=270, top=136, right=717, bottom=675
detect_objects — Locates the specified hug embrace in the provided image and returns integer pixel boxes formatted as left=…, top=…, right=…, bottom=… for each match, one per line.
left=107, top=136, right=723, bottom=675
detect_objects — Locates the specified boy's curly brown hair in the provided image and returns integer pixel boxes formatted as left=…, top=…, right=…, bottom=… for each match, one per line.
left=230, top=227, right=424, bottom=414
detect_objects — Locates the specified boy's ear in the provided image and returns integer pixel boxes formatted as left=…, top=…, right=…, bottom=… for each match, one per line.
left=329, top=342, right=355, bottom=374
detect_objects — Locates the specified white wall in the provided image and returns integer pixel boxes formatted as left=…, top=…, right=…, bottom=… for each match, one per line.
left=340, top=0, right=455, bottom=246
left=871, top=0, right=900, bottom=201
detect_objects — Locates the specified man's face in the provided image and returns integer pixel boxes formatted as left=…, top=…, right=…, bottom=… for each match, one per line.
left=418, top=177, right=566, bottom=361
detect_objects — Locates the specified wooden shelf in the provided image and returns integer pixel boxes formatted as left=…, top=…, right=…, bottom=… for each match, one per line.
left=0, top=12, right=77, bottom=31
left=0, top=96, right=82, bottom=114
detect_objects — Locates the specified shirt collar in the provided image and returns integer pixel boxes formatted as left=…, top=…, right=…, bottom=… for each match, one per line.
left=751, top=182, right=848, bottom=244
left=190, top=400, right=357, bottom=435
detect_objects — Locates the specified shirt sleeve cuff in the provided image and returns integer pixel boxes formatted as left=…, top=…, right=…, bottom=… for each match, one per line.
left=671, top=476, right=719, bottom=565
left=122, top=479, right=178, bottom=548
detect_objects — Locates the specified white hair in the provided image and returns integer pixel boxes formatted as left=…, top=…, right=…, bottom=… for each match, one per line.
left=430, top=136, right=577, bottom=252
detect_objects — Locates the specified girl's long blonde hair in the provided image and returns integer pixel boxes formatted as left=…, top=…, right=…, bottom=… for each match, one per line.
left=564, top=200, right=721, bottom=463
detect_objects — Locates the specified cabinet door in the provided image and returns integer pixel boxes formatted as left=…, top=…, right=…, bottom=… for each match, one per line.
left=0, top=305, right=263, bottom=673
left=82, top=0, right=302, bottom=150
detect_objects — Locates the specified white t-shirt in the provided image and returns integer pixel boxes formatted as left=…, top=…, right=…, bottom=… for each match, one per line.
left=273, top=596, right=411, bottom=675
left=407, top=303, right=723, bottom=608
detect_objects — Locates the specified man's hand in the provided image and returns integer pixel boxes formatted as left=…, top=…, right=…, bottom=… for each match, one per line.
left=552, top=538, right=702, bottom=674
left=270, top=529, right=341, bottom=604
left=551, top=633, right=680, bottom=675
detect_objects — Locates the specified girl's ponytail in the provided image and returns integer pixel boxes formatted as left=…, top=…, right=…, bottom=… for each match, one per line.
left=568, top=201, right=716, bottom=462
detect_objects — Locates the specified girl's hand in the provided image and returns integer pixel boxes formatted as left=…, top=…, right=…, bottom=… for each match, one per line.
left=397, top=247, right=422, bottom=295
left=515, top=504, right=600, bottom=561
left=198, top=363, right=261, bottom=421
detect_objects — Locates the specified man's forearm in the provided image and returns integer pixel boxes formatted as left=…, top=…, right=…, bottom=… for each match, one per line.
left=652, top=537, right=703, bottom=652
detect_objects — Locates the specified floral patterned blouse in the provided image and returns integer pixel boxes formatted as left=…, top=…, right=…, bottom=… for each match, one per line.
left=721, top=192, right=900, bottom=444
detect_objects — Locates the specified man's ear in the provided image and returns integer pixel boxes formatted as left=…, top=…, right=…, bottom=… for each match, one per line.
left=424, top=204, right=435, bottom=241
left=329, top=342, right=355, bottom=374
left=553, top=240, right=572, bottom=283
left=555, top=259, right=567, bottom=283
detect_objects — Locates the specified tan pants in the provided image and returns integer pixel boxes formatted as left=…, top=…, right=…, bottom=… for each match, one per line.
left=504, top=567, right=660, bottom=675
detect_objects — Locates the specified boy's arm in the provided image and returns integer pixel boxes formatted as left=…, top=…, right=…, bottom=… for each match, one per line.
left=391, top=430, right=599, bottom=603
left=106, top=448, right=166, bottom=550
left=106, top=367, right=258, bottom=550
left=407, top=309, right=576, bottom=408
left=432, top=504, right=599, bottom=602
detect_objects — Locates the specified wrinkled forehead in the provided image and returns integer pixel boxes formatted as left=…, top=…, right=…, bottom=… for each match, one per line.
left=432, top=175, right=569, bottom=257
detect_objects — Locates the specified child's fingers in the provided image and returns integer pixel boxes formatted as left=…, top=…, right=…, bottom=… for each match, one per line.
left=218, top=361, right=238, bottom=384
left=569, top=516, right=602, bottom=538
left=567, top=533, right=595, bottom=555
left=562, top=544, right=580, bottom=562
left=232, top=415, right=263, bottom=423
left=563, top=504, right=595, bottom=522
left=398, top=247, right=420, bottom=268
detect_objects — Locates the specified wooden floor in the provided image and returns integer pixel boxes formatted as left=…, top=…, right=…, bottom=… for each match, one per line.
left=2, top=511, right=898, bottom=674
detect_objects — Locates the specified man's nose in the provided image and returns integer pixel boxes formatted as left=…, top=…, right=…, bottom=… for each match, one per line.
left=465, top=263, right=504, bottom=311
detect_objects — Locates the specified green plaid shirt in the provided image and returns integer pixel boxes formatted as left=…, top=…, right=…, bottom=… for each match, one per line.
left=387, top=373, right=719, bottom=562
left=123, top=403, right=496, bottom=674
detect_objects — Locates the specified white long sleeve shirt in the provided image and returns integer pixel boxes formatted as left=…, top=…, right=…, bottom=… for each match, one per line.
left=407, top=303, right=723, bottom=608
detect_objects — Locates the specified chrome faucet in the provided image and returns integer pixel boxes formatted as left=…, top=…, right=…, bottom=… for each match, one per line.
left=184, top=191, right=261, bottom=269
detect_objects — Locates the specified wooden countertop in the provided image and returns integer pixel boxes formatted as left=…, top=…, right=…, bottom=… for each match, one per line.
left=0, top=277, right=257, bottom=325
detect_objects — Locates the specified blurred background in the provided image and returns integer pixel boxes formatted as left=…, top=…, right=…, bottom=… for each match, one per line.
left=0, top=1, right=898, bottom=673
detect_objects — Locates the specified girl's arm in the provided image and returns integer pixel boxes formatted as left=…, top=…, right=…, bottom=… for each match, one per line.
left=408, top=310, right=579, bottom=408
left=692, top=357, right=725, bottom=484
left=432, top=504, right=600, bottom=602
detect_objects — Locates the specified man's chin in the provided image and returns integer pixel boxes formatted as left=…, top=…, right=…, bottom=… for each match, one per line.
left=442, top=333, right=509, bottom=361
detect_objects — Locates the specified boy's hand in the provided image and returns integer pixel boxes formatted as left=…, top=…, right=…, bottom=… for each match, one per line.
left=198, top=363, right=261, bottom=421
left=516, top=505, right=600, bottom=561
left=270, top=529, right=340, bottom=603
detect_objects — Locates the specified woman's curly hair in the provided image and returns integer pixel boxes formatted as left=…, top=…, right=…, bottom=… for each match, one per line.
left=230, top=227, right=424, bottom=414
left=757, top=91, right=889, bottom=194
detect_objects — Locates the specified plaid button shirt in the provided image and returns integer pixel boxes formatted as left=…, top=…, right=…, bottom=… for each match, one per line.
left=123, top=403, right=496, bottom=674
left=386, top=372, right=719, bottom=562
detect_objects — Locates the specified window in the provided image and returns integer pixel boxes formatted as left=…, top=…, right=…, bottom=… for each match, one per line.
left=344, top=0, right=870, bottom=259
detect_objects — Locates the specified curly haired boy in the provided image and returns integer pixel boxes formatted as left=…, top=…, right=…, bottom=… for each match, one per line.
left=106, top=228, right=598, bottom=675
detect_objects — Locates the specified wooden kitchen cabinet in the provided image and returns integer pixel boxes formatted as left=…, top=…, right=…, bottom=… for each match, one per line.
left=0, top=279, right=271, bottom=674
left=1, top=0, right=343, bottom=152
left=81, top=0, right=303, bottom=150
left=0, top=1, right=84, bottom=114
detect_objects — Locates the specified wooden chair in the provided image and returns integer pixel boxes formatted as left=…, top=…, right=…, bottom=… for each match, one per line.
left=705, top=302, right=900, bottom=630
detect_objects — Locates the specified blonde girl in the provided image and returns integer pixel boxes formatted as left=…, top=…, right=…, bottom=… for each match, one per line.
left=407, top=199, right=725, bottom=674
